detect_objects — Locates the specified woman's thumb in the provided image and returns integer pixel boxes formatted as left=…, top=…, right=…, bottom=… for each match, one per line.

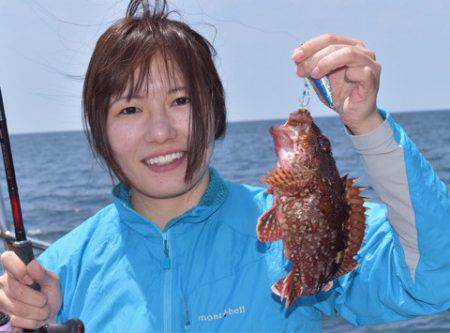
left=26, top=259, right=55, bottom=287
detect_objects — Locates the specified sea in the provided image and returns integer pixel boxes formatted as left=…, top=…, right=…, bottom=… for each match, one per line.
left=0, top=110, right=449, bottom=332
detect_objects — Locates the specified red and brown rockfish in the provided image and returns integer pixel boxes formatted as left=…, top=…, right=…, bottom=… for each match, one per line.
left=257, top=108, right=367, bottom=307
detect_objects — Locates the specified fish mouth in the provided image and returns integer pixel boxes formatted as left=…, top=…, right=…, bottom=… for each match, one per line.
left=270, top=126, right=292, bottom=151
left=269, top=125, right=282, bottom=138
left=270, top=125, right=295, bottom=168
left=270, top=125, right=295, bottom=146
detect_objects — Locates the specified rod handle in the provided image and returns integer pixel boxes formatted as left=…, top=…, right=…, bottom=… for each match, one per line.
left=11, top=240, right=40, bottom=291
left=31, top=319, right=85, bottom=333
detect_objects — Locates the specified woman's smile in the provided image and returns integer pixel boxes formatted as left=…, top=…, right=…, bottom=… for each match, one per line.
left=142, top=150, right=187, bottom=173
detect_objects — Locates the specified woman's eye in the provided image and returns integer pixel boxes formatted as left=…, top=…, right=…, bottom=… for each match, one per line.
left=172, top=97, right=191, bottom=106
left=120, top=106, right=138, bottom=115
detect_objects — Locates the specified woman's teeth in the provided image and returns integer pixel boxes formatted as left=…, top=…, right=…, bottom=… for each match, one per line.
left=145, top=152, right=184, bottom=166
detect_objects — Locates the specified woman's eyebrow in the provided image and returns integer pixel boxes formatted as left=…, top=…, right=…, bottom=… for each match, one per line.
left=168, top=86, right=186, bottom=94
left=110, top=86, right=186, bottom=105
left=110, top=94, right=145, bottom=105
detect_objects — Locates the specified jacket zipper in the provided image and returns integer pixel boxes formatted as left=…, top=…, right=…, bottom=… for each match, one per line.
left=184, top=296, right=191, bottom=329
left=162, top=231, right=172, bottom=333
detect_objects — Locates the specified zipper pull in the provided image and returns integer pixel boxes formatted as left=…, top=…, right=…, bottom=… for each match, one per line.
left=162, top=236, right=171, bottom=270
left=184, top=303, right=191, bottom=329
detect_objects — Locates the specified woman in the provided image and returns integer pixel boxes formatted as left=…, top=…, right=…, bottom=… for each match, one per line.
left=0, top=0, right=449, bottom=331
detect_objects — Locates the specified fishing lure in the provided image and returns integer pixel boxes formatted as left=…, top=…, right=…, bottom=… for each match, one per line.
left=310, top=76, right=334, bottom=109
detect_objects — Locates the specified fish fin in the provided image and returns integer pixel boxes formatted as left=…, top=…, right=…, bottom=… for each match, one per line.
left=283, top=269, right=304, bottom=308
left=271, top=278, right=284, bottom=297
left=257, top=199, right=282, bottom=242
left=271, top=270, right=305, bottom=307
left=321, top=281, right=333, bottom=292
left=261, top=167, right=312, bottom=193
left=334, top=177, right=367, bottom=279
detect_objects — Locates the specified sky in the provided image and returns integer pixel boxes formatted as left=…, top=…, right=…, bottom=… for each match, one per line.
left=0, top=0, right=449, bottom=134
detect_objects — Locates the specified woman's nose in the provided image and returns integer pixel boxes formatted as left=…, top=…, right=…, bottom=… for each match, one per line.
left=143, top=110, right=177, bottom=144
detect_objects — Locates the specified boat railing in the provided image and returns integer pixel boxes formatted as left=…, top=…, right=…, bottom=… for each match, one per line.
left=0, top=229, right=49, bottom=251
left=0, top=185, right=50, bottom=252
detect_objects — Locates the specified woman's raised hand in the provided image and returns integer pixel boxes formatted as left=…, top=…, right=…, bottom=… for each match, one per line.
left=0, top=251, right=61, bottom=329
left=293, top=34, right=383, bottom=135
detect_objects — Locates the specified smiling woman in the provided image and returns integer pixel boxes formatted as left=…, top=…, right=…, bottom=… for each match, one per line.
left=0, top=0, right=449, bottom=331
left=105, top=52, right=214, bottom=226
left=79, top=0, right=228, bottom=228
left=82, top=1, right=226, bottom=187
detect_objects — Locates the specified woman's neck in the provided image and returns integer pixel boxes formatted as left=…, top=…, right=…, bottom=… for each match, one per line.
left=130, top=170, right=210, bottom=230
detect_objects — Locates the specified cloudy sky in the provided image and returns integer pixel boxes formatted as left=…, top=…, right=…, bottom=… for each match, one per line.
left=1, top=0, right=449, bottom=133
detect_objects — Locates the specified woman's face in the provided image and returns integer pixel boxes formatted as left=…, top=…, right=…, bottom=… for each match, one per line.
left=106, top=55, right=213, bottom=200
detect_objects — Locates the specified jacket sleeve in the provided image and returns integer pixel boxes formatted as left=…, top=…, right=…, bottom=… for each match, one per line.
left=313, top=110, right=450, bottom=325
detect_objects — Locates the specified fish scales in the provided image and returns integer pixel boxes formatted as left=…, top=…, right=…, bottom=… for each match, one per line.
left=257, top=108, right=367, bottom=307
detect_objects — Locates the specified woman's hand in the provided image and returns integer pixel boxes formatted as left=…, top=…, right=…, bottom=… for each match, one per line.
left=0, top=251, right=62, bottom=330
left=293, top=34, right=383, bottom=135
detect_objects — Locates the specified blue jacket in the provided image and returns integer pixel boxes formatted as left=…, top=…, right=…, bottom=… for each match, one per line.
left=39, top=112, right=450, bottom=332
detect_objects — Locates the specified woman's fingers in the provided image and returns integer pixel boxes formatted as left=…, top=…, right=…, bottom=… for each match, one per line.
left=27, top=260, right=61, bottom=317
left=296, top=44, right=342, bottom=77
left=296, top=44, right=376, bottom=77
left=0, top=289, right=51, bottom=322
left=292, top=33, right=363, bottom=63
left=0, top=254, right=59, bottom=329
left=2, top=274, right=48, bottom=307
left=10, top=315, right=45, bottom=330
left=1, top=251, right=30, bottom=285
left=27, top=260, right=52, bottom=287
left=311, top=47, right=379, bottom=79
left=345, top=66, right=379, bottom=89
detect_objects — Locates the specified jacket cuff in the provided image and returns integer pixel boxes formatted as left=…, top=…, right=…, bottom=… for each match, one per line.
left=344, top=111, right=398, bottom=155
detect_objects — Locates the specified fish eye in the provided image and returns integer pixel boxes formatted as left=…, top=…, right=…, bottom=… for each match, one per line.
left=318, top=137, right=329, bottom=150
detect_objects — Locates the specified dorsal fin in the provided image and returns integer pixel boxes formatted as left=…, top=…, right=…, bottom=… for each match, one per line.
left=333, top=176, right=368, bottom=278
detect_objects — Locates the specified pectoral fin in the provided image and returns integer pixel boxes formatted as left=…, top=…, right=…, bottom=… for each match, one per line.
left=257, top=199, right=282, bottom=242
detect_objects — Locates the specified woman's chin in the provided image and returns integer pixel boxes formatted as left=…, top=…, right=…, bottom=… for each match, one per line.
left=133, top=182, right=191, bottom=200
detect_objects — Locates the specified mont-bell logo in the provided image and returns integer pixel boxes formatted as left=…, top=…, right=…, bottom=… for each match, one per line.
left=198, top=305, right=246, bottom=321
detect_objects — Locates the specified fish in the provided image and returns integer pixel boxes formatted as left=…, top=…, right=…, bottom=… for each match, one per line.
left=256, top=108, right=367, bottom=307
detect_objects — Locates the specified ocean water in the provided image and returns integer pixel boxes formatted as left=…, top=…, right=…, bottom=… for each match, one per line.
left=1, top=110, right=449, bottom=331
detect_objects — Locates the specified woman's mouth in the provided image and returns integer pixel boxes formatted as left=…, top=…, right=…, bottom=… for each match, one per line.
left=143, top=151, right=186, bottom=173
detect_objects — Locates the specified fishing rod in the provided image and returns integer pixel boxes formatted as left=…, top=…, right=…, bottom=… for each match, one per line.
left=0, top=178, right=49, bottom=251
left=0, top=169, right=50, bottom=252
left=0, top=88, right=84, bottom=333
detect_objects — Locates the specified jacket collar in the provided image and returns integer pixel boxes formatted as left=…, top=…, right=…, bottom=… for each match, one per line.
left=112, top=167, right=228, bottom=237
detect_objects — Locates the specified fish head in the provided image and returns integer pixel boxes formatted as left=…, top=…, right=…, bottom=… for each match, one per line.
left=269, top=108, right=330, bottom=170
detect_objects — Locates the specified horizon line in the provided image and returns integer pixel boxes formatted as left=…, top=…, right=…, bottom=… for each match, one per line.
left=10, top=108, right=450, bottom=136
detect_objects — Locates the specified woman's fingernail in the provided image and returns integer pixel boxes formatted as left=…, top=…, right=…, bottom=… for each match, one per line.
left=311, top=66, right=320, bottom=78
left=292, top=49, right=304, bottom=60
left=23, top=274, right=33, bottom=285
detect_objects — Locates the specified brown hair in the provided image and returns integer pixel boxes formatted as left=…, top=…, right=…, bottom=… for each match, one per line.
left=82, top=0, right=226, bottom=186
